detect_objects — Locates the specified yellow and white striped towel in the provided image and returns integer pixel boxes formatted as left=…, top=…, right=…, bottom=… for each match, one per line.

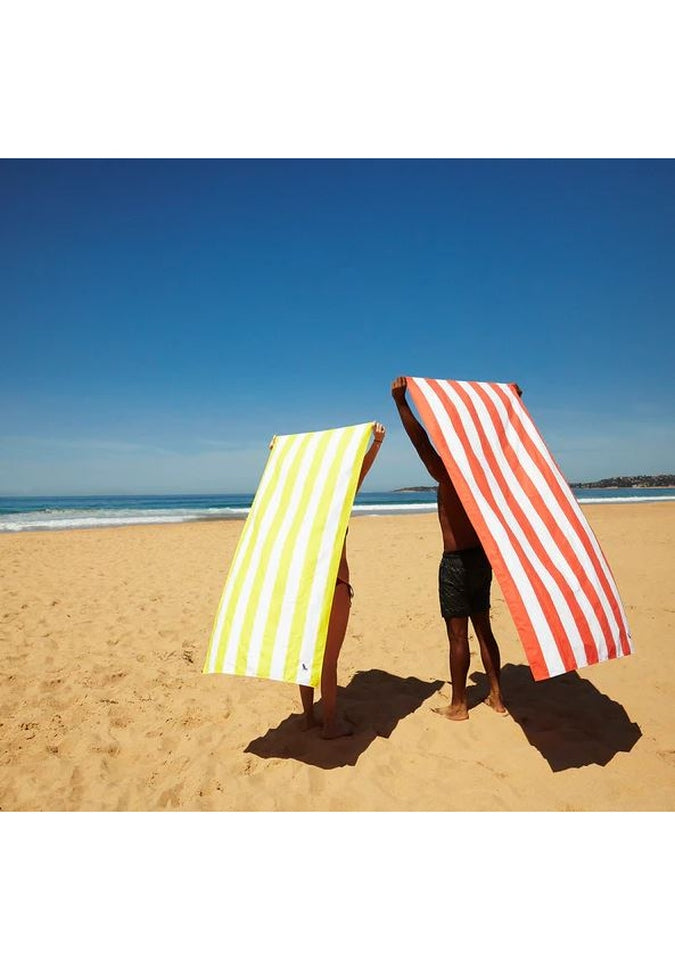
left=203, top=422, right=375, bottom=687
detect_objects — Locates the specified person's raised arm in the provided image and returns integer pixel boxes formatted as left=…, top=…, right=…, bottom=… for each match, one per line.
left=391, top=376, right=446, bottom=482
left=356, top=422, right=385, bottom=491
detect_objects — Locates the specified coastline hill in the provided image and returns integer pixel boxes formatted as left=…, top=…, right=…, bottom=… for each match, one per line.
left=569, top=474, right=675, bottom=489
left=395, top=474, right=675, bottom=492
left=394, top=485, right=437, bottom=492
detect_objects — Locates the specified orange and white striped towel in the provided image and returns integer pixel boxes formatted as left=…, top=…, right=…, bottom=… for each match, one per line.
left=406, top=377, right=633, bottom=680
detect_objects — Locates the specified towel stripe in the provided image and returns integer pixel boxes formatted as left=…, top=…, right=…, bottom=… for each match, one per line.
left=203, top=422, right=374, bottom=686
left=406, top=377, right=633, bottom=680
left=207, top=433, right=298, bottom=675
left=488, top=382, right=631, bottom=658
left=254, top=432, right=330, bottom=680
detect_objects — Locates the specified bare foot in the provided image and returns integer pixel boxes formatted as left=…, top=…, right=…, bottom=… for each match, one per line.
left=432, top=704, right=469, bottom=722
left=298, top=712, right=321, bottom=732
left=484, top=694, right=509, bottom=716
left=321, top=717, right=354, bottom=740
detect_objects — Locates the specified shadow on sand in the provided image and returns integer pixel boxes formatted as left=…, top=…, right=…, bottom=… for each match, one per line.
left=245, top=668, right=444, bottom=769
left=471, top=662, right=642, bottom=772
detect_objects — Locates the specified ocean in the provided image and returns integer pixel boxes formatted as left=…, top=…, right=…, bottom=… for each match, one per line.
left=1, top=487, right=675, bottom=534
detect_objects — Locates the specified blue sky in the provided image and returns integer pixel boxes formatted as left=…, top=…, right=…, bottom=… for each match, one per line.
left=2, top=158, right=674, bottom=495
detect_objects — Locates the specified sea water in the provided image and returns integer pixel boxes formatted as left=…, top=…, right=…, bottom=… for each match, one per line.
left=1, top=488, right=674, bottom=534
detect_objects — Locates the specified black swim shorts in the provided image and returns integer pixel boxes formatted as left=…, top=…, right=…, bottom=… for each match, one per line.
left=439, top=546, right=492, bottom=619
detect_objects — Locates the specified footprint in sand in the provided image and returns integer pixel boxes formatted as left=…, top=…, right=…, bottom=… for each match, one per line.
left=242, top=757, right=256, bottom=776
left=103, top=670, right=128, bottom=685
left=91, top=739, right=121, bottom=756
left=158, top=784, right=183, bottom=808
left=69, top=766, right=84, bottom=802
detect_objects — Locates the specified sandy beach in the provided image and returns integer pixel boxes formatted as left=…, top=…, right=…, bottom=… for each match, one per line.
left=1, top=502, right=673, bottom=811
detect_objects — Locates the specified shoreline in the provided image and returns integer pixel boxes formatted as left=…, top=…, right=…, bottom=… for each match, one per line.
left=2, top=490, right=675, bottom=536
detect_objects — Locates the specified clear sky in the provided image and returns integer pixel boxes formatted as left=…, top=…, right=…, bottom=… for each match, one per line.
left=2, top=158, right=674, bottom=495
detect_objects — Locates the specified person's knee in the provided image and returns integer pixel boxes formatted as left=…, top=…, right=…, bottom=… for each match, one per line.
left=471, top=611, right=493, bottom=636
left=448, top=629, right=470, bottom=651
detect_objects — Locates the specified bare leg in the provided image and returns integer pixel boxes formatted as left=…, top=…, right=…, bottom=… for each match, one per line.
left=471, top=610, right=507, bottom=714
left=320, top=581, right=353, bottom=739
left=298, top=684, right=318, bottom=730
left=433, top=616, right=470, bottom=721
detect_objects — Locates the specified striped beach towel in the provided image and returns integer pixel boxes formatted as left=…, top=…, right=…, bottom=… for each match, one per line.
left=406, top=377, right=633, bottom=680
left=203, top=422, right=375, bottom=687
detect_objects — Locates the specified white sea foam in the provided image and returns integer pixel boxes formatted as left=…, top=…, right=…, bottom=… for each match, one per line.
left=1, top=493, right=673, bottom=533
left=353, top=502, right=437, bottom=513
left=0, top=507, right=250, bottom=533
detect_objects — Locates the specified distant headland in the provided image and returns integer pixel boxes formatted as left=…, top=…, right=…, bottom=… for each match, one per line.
left=568, top=474, right=675, bottom=489
left=394, top=486, right=437, bottom=492
left=396, top=474, right=675, bottom=492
